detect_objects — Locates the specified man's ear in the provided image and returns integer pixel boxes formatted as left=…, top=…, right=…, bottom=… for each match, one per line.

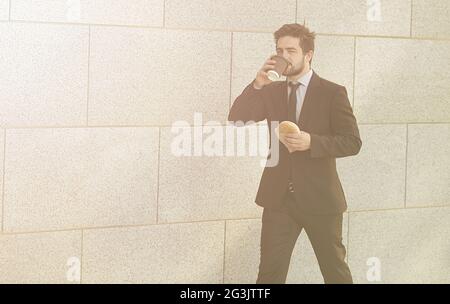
left=306, top=50, right=314, bottom=64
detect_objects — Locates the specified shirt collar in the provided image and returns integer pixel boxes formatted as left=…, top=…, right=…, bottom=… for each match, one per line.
left=288, top=68, right=313, bottom=88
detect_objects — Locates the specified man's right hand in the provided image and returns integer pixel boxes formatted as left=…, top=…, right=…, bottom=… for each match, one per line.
left=275, top=126, right=295, bottom=153
left=253, top=56, right=277, bottom=89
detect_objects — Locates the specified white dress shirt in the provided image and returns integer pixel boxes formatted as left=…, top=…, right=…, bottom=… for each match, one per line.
left=287, top=68, right=314, bottom=123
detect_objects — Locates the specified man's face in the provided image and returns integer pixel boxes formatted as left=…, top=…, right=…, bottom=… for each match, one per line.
left=275, top=36, right=311, bottom=76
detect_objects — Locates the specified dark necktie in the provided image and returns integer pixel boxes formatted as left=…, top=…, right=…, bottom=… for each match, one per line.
left=288, top=81, right=301, bottom=124
left=287, top=81, right=300, bottom=193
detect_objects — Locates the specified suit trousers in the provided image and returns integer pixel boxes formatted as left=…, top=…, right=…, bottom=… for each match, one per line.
left=256, top=190, right=353, bottom=284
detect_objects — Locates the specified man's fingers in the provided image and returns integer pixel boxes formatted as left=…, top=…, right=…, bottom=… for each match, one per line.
left=284, top=134, right=301, bottom=139
left=285, top=138, right=300, bottom=144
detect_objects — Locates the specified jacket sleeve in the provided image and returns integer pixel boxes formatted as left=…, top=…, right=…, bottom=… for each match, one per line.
left=227, top=80, right=269, bottom=125
left=309, top=86, right=362, bottom=158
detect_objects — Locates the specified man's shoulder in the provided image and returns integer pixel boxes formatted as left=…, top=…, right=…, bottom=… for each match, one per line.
left=317, top=75, right=345, bottom=91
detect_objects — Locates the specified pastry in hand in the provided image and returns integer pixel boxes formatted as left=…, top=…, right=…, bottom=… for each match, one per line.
left=275, top=121, right=300, bottom=153
left=278, top=121, right=300, bottom=135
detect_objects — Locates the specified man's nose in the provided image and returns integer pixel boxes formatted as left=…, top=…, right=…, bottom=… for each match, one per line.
left=281, top=52, right=290, bottom=61
left=281, top=54, right=290, bottom=63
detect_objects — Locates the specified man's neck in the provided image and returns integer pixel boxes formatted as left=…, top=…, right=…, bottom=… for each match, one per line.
left=287, top=66, right=311, bottom=82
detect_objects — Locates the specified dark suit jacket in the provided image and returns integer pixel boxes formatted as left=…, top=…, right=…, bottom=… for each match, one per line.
left=228, top=71, right=362, bottom=214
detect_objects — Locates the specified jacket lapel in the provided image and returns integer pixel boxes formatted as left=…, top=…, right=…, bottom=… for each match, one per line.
left=297, top=71, right=321, bottom=130
left=276, top=80, right=289, bottom=121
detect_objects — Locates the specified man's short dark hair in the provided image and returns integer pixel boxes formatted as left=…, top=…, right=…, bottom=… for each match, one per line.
left=274, top=23, right=316, bottom=63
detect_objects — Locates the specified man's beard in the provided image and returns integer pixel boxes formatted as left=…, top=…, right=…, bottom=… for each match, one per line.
left=285, top=56, right=306, bottom=76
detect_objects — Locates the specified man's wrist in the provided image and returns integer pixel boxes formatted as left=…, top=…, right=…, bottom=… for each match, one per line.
left=252, top=81, right=263, bottom=90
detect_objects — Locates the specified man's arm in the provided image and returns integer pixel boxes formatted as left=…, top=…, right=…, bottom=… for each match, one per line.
left=309, top=86, right=362, bottom=158
left=227, top=80, right=269, bottom=124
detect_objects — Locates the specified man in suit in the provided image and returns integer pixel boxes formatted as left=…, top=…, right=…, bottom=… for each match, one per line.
left=228, top=23, right=362, bottom=284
